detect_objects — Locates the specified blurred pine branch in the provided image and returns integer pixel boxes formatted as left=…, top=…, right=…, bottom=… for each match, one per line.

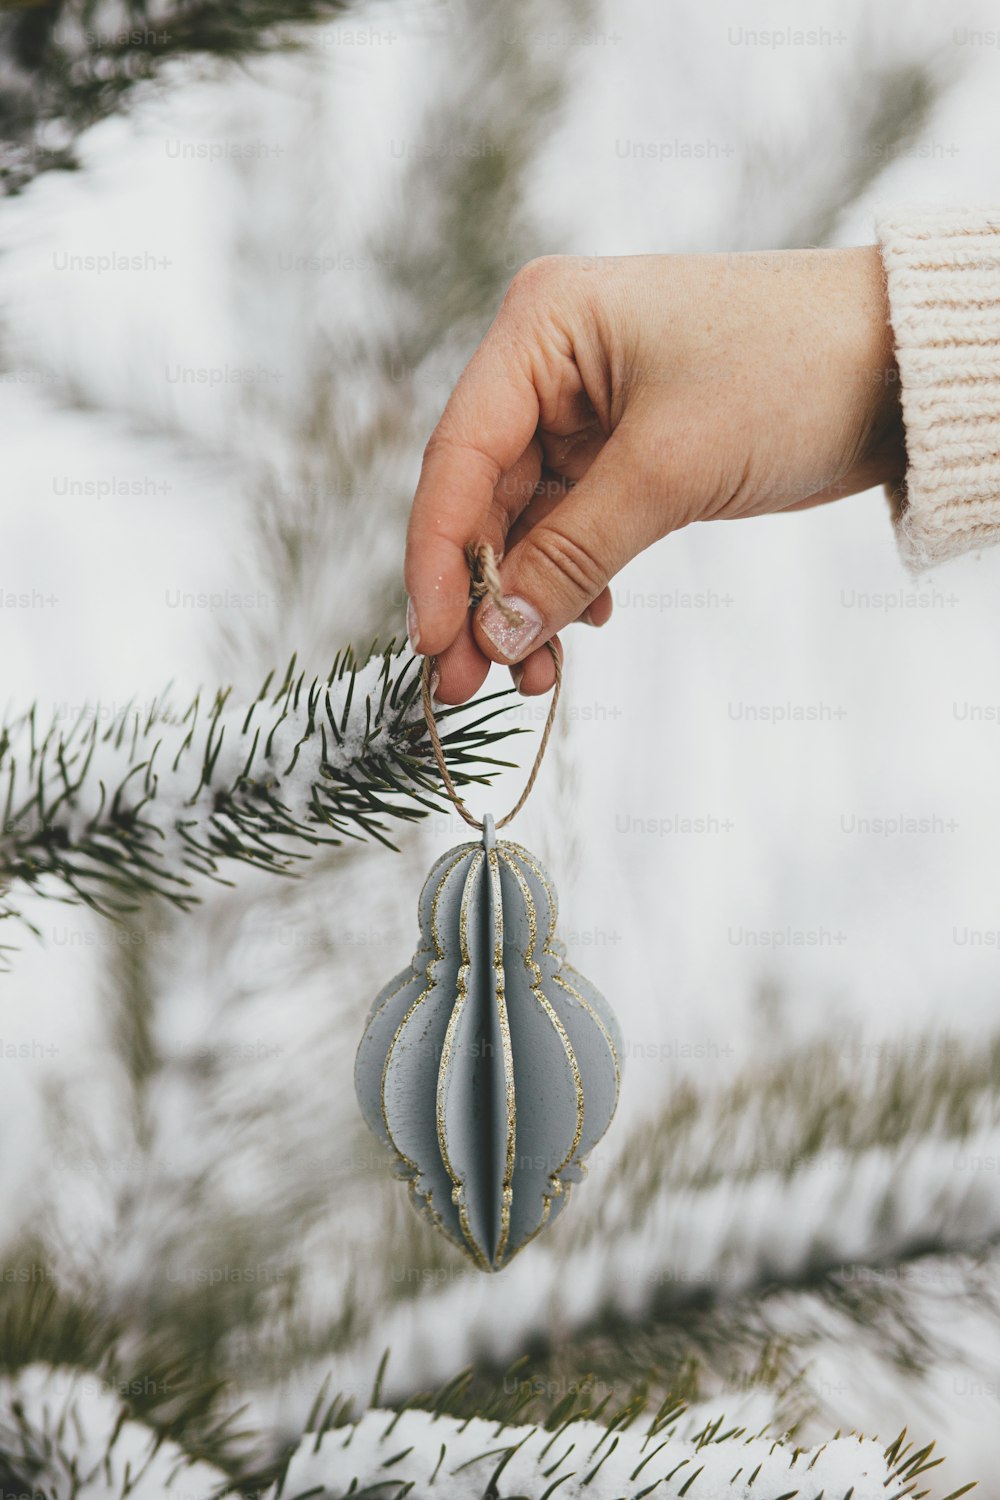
left=169, top=1023, right=1000, bottom=1487
left=237, top=0, right=589, bottom=670
left=262, top=1397, right=963, bottom=1500
left=0, top=1277, right=974, bottom=1499
left=0, top=0, right=367, bottom=193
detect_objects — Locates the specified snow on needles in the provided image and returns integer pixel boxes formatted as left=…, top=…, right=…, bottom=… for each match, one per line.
left=0, top=651, right=451, bottom=916
left=270, top=1406, right=900, bottom=1500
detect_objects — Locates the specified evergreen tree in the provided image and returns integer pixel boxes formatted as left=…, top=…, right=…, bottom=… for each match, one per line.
left=0, top=3, right=989, bottom=1497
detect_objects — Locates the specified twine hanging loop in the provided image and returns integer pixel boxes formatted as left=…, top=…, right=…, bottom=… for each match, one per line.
left=419, top=543, right=561, bottom=831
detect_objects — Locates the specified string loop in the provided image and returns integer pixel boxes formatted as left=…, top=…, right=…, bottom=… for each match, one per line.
left=419, top=543, right=561, bottom=832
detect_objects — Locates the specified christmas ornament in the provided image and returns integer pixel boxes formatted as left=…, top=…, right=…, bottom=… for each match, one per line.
left=355, top=560, right=623, bottom=1271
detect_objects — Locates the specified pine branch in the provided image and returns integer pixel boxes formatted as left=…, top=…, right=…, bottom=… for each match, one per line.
left=0, top=644, right=516, bottom=930
left=0, top=1260, right=262, bottom=1484
left=258, top=1398, right=966, bottom=1500
left=0, top=0, right=364, bottom=195
left=0, top=1361, right=235, bottom=1499
left=0, top=1346, right=973, bottom=1500
left=259, top=1027, right=1000, bottom=1423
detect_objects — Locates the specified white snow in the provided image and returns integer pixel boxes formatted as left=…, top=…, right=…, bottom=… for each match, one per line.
left=0, top=1363, right=228, bottom=1499
left=272, top=1405, right=898, bottom=1499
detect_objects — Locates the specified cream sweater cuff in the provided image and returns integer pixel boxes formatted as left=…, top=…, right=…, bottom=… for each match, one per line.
left=876, top=207, right=1000, bottom=571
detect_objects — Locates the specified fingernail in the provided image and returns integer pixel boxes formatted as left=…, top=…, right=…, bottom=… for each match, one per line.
left=428, top=663, right=440, bottom=699
left=579, top=607, right=596, bottom=626
left=478, top=594, right=542, bottom=661
left=511, top=664, right=525, bottom=693
left=406, top=597, right=421, bottom=653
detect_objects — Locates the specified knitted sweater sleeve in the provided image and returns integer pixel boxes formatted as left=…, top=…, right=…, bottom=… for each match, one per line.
left=876, top=208, right=1000, bottom=570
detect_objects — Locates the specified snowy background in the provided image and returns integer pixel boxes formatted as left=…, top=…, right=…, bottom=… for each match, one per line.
left=2, top=0, right=1000, bottom=1494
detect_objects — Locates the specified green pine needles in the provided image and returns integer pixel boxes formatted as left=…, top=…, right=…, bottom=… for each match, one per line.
left=0, top=644, right=516, bottom=932
left=260, top=1380, right=974, bottom=1500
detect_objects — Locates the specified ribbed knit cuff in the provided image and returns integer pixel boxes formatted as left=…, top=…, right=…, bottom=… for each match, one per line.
left=876, top=207, right=1000, bottom=571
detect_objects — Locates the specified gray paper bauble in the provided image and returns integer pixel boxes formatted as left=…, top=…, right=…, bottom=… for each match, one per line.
left=354, top=816, right=623, bottom=1271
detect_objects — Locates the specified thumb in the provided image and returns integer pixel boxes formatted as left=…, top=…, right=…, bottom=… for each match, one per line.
left=472, top=434, right=657, bottom=664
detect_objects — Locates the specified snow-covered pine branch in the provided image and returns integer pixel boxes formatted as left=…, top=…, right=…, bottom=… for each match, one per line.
left=0, top=1366, right=968, bottom=1500
left=0, top=1365, right=232, bottom=1500
left=265, top=1403, right=963, bottom=1500
left=0, top=645, right=513, bottom=927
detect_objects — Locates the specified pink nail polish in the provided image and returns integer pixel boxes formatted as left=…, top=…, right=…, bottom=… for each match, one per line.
left=479, top=595, right=542, bottom=661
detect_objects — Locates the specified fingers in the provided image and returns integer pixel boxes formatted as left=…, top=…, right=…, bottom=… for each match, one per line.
left=472, top=429, right=655, bottom=665
left=582, top=586, right=613, bottom=627
left=432, top=468, right=615, bottom=699
left=430, top=613, right=491, bottom=705
left=430, top=440, right=542, bottom=701
left=494, top=439, right=544, bottom=533
left=513, top=634, right=562, bottom=696
left=404, top=333, right=540, bottom=657
left=433, top=581, right=609, bottom=701
left=433, top=627, right=565, bottom=705
left=538, top=422, right=606, bottom=484
left=502, top=474, right=613, bottom=624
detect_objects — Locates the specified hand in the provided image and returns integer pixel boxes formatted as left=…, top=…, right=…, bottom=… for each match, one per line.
left=404, top=247, right=904, bottom=703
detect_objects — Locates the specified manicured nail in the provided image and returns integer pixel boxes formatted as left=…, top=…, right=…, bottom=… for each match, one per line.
left=511, top=664, right=525, bottom=694
left=478, top=595, right=542, bottom=661
left=406, top=597, right=421, bottom=653
left=428, top=663, right=440, bottom=699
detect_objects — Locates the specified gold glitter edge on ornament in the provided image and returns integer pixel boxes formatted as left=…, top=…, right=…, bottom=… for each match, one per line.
left=501, top=852, right=584, bottom=1193
left=551, top=970, right=622, bottom=1118
left=356, top=967, right=421, bottom=1137
left=502, top=840, right=559, bottom=943
left=498, top=1187, right=556, bottom=1270
left=359, top=967, right=418, bottom=1037
left=435, top=850, right=492, bottom=1272
left=502, top=847, right=621, bottom=1113
left=378, top=845, right=485, bottom=1268
left=487, top=846, right=516, bottom=1267
left=379, top=846, right=470, bottom=1154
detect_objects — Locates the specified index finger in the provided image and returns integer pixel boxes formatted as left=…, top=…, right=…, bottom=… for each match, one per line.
left=404, top=329, right=540, bottom=656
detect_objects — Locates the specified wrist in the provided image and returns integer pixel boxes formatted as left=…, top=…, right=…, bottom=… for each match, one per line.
left=845, top=245, right=907, bottom=491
